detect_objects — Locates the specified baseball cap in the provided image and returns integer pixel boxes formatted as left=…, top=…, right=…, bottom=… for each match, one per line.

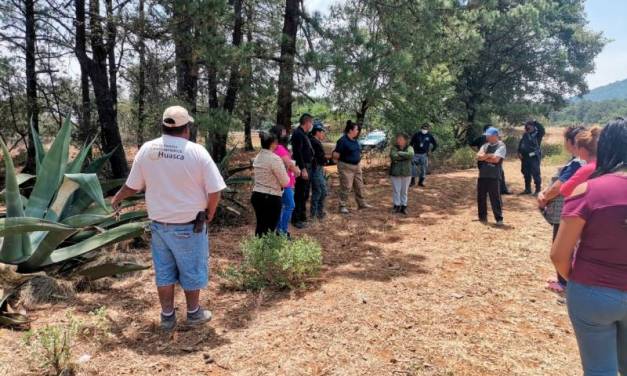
left=162, top=106, right=194, bottom=128
left=312, top=120, right=326, bottom=132
left=484, top=127, right=500, bottom=137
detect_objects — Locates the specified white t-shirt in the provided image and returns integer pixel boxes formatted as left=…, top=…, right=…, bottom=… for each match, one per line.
left=126, top=135, right=226, bottom=223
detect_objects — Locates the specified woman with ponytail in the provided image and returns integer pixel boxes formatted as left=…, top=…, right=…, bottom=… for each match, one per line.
left=559, top=126, right=601, bottom=197
left=550, top=118, right=627, bottom=375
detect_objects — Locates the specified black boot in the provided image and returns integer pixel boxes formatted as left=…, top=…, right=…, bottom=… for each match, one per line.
left=418, top=178, right=425, bottom=187
left=410, top=178, right=416, bottom=187
left=393, top=205, right=400, bottom=213
left=400, top=206, right=408, bottom=215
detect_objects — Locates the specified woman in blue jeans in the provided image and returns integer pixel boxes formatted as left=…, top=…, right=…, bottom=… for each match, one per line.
left=551, top=119, right=627, bottom=375
left=270, top=125, right=300, bottom=236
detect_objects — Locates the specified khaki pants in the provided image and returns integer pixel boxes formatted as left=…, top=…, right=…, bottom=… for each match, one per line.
left=338, top=161, right=366, bottom=208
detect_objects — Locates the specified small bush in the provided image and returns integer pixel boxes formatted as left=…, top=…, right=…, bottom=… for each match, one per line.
left=23, top=314, right=82, bottom=376
left=503, top=135, right=520, bottom=155
left=446, top=147, right=477, bottom=170
left=220, top=233, right=322, bottom=290
left=541, top=143, right=563, bottom=158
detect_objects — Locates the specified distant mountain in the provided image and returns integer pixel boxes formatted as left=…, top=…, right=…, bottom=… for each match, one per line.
left=573, top=79, right=627, bottom=102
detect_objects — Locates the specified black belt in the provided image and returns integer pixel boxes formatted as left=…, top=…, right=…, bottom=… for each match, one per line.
left=152, top=219, right=195, bottom=226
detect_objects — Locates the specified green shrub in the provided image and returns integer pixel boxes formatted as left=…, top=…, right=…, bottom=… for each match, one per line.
left=23, top=314, right=82, bottom=376
left=446, top=147, right=477, bottom=170
left=503, top=135, right=520, bottom=155
left=541, top=143, right=563, bottom=158
left=220, top=233, right=322, bottom=290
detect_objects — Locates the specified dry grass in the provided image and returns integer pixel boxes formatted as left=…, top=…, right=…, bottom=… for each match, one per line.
left=0, top=128, right=580, bottom=375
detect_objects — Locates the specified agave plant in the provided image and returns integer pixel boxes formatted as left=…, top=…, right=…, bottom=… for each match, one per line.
left=0, top=118, right=149, bottom=326
left=216, top=146, right=253, bottom=218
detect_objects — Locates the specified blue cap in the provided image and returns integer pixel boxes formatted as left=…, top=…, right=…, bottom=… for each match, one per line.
left=312, top=119, right=326, bottom=132
left=484, top=127, right=500, bottom=137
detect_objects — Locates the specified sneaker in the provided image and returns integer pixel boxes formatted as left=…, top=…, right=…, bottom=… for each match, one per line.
left=400, top=206, right=408, bottom=215
left=495, top=220, right=504, bottom=226
left=292, top=221, right=307, bottom=229
left=479, top=218, right=488, bottom=224
left=340, top=207, right=350, bottom=214
left=393, top=205, right=399, bottom=213
left=358, top=203, right=374, bottom=209
left=186, top=308, right=212, bottom=326
left=160, top=311, right=177, bottom=331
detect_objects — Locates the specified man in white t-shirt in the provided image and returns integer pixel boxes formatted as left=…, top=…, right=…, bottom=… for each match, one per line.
left=112, top=105, right=226, bottom=330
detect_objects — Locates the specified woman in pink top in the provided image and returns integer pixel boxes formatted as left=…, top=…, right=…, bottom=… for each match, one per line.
left=270, top=125, right=301, bottom=235
left=559, top=127, right=600, bottom=197
left=551, top=119, right=627, bottom=375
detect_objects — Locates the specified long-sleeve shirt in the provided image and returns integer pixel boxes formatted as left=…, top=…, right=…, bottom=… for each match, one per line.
left=518, top=124, right=545, bottom=157
left=290, top=126, right=314, bottom=169
left=253, top=149, right=290, bottom=197
left=410, top=132, right=437, bottom=154
left=309, top=135, right=326, bottom=168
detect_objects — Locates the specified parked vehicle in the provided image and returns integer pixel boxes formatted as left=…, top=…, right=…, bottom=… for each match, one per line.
left=359, top=130, right=388, bottom=151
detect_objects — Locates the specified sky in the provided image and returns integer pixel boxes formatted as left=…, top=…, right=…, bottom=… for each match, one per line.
left=308, top=0, right=627, bottom=90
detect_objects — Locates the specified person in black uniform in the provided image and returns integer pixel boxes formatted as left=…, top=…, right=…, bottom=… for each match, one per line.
left=517, top=120, right=545, bottom=195
left=476, top=127, right=506, bottom=225
left=309, top=121, right=328, bottom=220
left=290, top=113, right=314, bottom=228
left=470, top=124, right=510, bottom=194
left=409, top=124, right=437, bottom=187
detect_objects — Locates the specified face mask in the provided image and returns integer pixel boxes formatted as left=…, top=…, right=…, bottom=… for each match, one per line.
left=421, top=130, right=428, bottom=135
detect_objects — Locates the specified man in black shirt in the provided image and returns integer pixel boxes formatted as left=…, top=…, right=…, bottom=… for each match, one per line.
left=517, top=120, right=545, bottom=195
left=309, top=122, right=328, bottom=220
left=476, top=127, right=506, bottom=226
left=470, top=124, right=510, bottom=195
left=410, top=124, right=437, bottom=187
left=290, top=113, right=314, bottom=228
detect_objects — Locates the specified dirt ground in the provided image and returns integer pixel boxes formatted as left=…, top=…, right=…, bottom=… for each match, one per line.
left=0, top=133, right=581, bottom=376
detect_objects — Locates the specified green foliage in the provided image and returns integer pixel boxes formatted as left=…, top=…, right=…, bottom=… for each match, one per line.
left=220, top=233, right=322, bottom=290
left=23, top=313, right=82, bottom=376
left=446, top=147, right=477, bottom=170
left=550, top=99, right=627, bottom=125
left=0, top=118, right=148, bottom=274
left=503, top=136, right=521, bottom=157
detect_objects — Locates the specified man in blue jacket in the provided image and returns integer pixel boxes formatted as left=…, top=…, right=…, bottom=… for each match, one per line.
left=518, top=120, right=545, bottom=195
left=410, top=124, right=437, bottom=187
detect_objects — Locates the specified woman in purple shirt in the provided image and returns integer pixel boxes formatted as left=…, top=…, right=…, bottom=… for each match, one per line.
left=551, top=118, right=627, bottom=375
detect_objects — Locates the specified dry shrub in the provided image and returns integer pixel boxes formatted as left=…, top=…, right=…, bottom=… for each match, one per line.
left=16, top=275, right=75, bottom=309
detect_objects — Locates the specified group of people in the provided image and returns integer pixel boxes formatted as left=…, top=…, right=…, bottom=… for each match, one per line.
left=111, top=105, right=627, bottom=375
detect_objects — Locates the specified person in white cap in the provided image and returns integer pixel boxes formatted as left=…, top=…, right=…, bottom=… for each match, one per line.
left=111, top=105, right=226, bottom=331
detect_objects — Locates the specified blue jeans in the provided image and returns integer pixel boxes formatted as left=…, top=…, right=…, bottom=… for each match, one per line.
left=150, top=222, right=209, bottom=291
left=310, top=167, right=327, bottom=218
left=567, top=281, right=627, bottom=375
left=277, top=188, right=295, bottom=234
left=412, top=153, right=429, bottom=180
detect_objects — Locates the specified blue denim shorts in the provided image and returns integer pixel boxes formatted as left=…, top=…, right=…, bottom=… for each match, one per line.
left=150, top=222, right=209, bottom=291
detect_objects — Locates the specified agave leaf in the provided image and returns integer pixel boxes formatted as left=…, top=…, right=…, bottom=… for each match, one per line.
left=41, top=221, right=148, bottom=267
left=44, top=175, right=81, bottom=222
left=98, top=210, right=147, bottom=228
left=0, top=217, right=76, bottom=237
left=25, top=117, right=72, bottom=219
left=30, top=120, right=46, bottom=174
left=225, top=176, right=252, bottom=185
left=0, top=312, right=31, bottom=328
left=66, top=174, right=108, bottom=211
left=67, top=133, right=99, bottom=174
left=62, top=174, right=112, bottom=219
left=19, top=226, right=79, bottom=272
left=0, top=137, right=28, bottom=262
left=84, top=146, right=118, bottom=174
left=99, top=178, right=126, bottom=194
left=77, top=261, right=150, bottom=281
left=61, top=214, right=112, bottom=227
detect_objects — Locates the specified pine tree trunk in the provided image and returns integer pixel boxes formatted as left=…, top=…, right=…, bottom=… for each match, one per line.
left=136, top=0, right=146, bottom=147
left=275, top=0, right=299, bottom=133
left=173, top=0, right=198, bottom=141
left=75, top=0, right=128, bottom=178
left=23, top=0, right=38, bottom=173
